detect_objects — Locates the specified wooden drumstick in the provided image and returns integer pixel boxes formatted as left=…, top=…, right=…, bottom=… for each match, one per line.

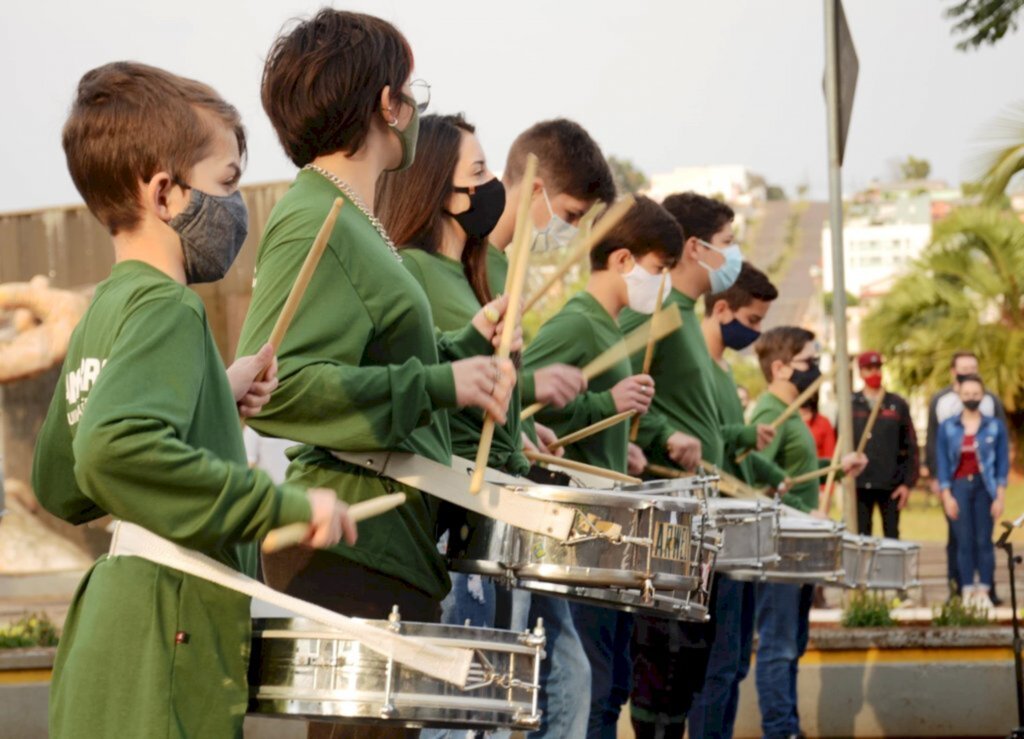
left=855, top=394, right=883, bottom=456
left=262, top=492, right=407, bottom=554
left=470, top=154, right=538, bottom=494
left=735, top=369, right=833, bottom=463
left=630, top=268, right=670, bottom=441
left=787, top=463, right=844, bottom=487
left=645, top=463, right=695, bottom=479
left=523, top=450, right=642, bottom=485
left=547, top=410, right=637, bottom=451
left=522, top=200, right=611, bottom=314
left=818, top=433, right=845, bottom=516
left=264, top=198, right=344, bottom=370
left=520, top=303, right=683, bottom=420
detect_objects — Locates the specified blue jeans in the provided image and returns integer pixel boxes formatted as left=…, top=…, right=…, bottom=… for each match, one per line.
left=949, top=476, right=996, bottom=589
left=754, top=582, right=813, bottom=739
left=569, top=602, right=633, bottom=739
left=512, top=590, right=591, bottom=738
left=422, top=573, right=500, bottom=739
left=689, top=577, right=755, bottom=739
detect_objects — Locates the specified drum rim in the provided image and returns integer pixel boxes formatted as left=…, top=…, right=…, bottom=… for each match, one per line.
left=510, top=484, right=702, bottom=512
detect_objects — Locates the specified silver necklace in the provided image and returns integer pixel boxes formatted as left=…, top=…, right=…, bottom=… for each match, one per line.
left=302, top=164, right=402, bottom=261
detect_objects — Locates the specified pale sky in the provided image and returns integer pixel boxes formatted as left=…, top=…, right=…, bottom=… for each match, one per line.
left=2, top=0, right=1022, bottom=213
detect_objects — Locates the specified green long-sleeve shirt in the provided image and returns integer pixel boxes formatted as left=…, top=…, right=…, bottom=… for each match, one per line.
left=487, top=243, right=508, bottom=297
left=236, top=169, right=487, bottom=599
left=401, top=248, right=528, bottom=474
left=522, top=292, right=630, bottom=474
left=749, top=391, right=820, bottom=512
left=711, top=361, right=787, bottom=487
left=33, top=260, right=312, bottom=739
left=620, top=288, right=724, bottom=469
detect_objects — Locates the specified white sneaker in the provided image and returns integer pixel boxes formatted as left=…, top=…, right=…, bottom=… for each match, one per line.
left=975, top=588, right=994, bottom=611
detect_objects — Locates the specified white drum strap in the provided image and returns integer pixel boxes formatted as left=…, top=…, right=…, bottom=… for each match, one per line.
left=333, top=451, right=576, bottom=541
left=107, top=521, right=473, bottom=688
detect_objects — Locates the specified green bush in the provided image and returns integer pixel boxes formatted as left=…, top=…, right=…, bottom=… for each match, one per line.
left=932, top=596, right=991, bottom=627
left=0, top=613, right=60, bottom=649
left=841, top=590, right=896, bottom=628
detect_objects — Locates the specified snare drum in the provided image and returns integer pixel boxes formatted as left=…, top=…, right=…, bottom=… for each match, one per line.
left=248, top=610, right=545, bottom=731
left=515, top=523, right=720, bottom=623
left=706, top=497, right=780, bottom=572
left=448, top=485, right=704, bottom=594
left=731, top=514, right=844, bottom=583
left=841, top=534, right=877, bottom=588
left=866, top=538, right=921, bottom=590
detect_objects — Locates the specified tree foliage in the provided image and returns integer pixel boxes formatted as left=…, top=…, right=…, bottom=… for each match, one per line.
left=971, top=101, right=1024, bottom=203
left=946, top=0, right=1024, bottom=51
left=608, top=156, right=649, bottom=195
left=899, top=155, right=932, bottom=181
left=861, top=207, right=1024, bottom=417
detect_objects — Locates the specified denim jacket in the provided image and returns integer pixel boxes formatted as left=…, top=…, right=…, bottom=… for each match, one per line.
left=935, top=413, right=1009, bottom=498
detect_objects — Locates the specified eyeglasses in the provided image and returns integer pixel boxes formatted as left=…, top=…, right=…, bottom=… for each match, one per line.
left=409, top=79, right=431, bottom=113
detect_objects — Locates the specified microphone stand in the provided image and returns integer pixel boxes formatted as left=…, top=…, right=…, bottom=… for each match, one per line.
left=996, top=512, right=1024, bottom=737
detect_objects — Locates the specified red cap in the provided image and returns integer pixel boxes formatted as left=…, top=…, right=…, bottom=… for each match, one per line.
left=858, top=350, right=883, bottom=368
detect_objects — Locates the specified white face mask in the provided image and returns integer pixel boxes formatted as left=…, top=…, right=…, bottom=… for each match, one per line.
left=624, top=262, right=666, bottom=313
left=531, top=188, right=579, bottom=253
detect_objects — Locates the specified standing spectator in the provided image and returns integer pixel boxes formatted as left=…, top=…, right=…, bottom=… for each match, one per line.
left=925, top=350, right=1007, bottom=599
left=935, top=375, right=1008, bottom=608
left=852, top=351, right=918, bottom=539
left=800, top=394, right=836, bottom=461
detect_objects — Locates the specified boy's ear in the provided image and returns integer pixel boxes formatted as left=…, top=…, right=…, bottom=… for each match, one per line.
left=146, top=171, right=176, bottom=223
left=771, top=358, right=791, bottom=382
left=711, top=298, right=732, bottom=321
left=609, top=247, right=632, bottom=272
left=682, top=235, right=701, bottom=262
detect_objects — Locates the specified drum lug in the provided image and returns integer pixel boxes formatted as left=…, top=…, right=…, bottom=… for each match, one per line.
left=387, top=605, right=402, bottom=632
left=513, top=708, right=543, bottom=730
left=518, top=618, right=547, bottom=649
left=641, top=578, right=655, bottom=604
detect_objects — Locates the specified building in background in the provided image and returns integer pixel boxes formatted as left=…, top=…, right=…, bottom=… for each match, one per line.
left=646, top=164, right=766, bottom=206
left=821, top=191, right=933, bottom=298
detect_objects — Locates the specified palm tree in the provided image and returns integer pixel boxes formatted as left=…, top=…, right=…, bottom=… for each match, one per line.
left=861, top=208, right=1024, bottom=458
left=972, top=101, right=1024, bottom=203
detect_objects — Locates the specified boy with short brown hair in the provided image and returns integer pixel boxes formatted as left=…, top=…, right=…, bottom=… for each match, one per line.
left=34, top=61, right=351, bottom=739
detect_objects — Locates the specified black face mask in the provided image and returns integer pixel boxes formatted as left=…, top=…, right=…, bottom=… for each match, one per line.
left=788, top=361, right=822, bottom=393
left=963, top=399, right=982, bottom=411
left=955, top=373, right=972, bottom=385
left=445, top=177, right=506, bottom=240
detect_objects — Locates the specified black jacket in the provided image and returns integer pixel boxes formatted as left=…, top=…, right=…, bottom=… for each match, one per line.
left=853, top=390, right=919, bottom=491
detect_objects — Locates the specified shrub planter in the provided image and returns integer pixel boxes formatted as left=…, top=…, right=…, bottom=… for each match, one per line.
left=734, top=624, right=1017, bottom=738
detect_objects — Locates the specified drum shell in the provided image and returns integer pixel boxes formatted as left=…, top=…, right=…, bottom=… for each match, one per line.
left=448, top=487, right=703, bottom=592
left=248, top=617, right=543, bottom=730
left=730, top=516, right=844, bottom=584
left=706, top=498, right=780, bottom=571
left=841, top=534, right=877, bottom=588
left=867, top=539, right=921, bottom=590
left=513, top=533, right=719, bottom=622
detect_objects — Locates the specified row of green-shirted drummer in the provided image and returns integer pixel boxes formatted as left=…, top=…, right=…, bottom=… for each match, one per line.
left=31, top=7, right=869, bottom=739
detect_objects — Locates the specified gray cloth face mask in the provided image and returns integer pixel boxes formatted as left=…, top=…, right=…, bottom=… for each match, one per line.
left=168, top=187, right=249, bottom=284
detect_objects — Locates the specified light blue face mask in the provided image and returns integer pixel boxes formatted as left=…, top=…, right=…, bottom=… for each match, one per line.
left=697, top=238, right=743, bottom=294
left=531, top=188, right=578, bottom=253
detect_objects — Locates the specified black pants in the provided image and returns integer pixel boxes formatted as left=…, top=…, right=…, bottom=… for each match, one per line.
left=856, top=487, right=900, bottom=539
